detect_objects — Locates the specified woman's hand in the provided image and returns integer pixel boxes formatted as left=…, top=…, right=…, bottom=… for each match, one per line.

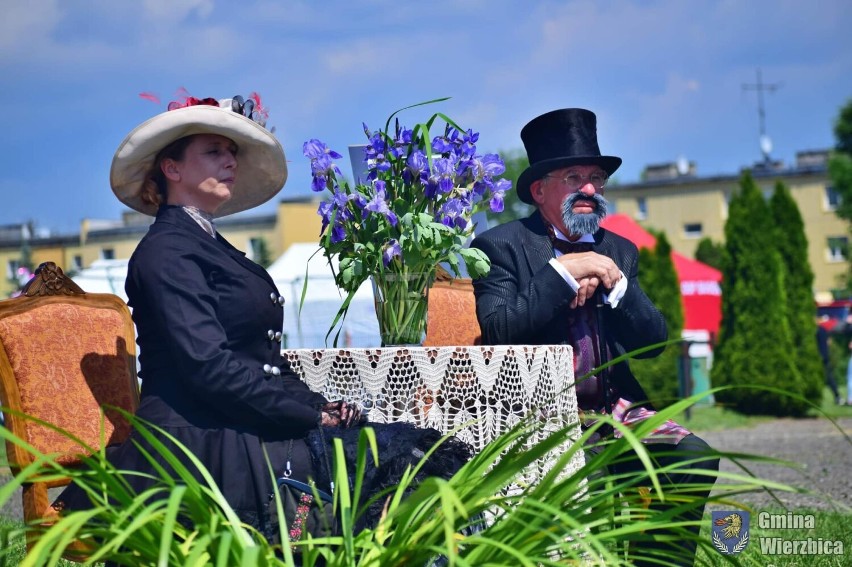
left=321, top=400, right=363, bottom=428
left=320, top=411, right=341, bottom=427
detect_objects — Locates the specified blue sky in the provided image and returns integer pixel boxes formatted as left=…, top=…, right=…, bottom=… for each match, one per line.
left=2, top=0, right=851, bottom=235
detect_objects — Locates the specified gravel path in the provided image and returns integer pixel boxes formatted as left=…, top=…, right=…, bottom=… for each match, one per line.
left=698, top=417, right=852, bottom=511
left=3, top=418, right=851, bottom=522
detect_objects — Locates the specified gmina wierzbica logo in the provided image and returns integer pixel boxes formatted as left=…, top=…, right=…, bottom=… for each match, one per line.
left=711, top=511, right=750, bottom=555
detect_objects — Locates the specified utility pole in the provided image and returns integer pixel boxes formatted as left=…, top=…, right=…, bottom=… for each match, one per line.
left=742, top=68, right=782, bottom=164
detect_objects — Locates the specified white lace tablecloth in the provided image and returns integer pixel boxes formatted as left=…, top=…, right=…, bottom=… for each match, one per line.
left=282, top=344, right=584, bottom=485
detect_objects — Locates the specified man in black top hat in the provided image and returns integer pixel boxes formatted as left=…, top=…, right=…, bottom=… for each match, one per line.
left=471, top=108, right=719, bottom=566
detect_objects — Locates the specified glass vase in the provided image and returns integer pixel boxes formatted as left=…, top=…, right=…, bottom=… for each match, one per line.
left=371, top=271, right=435, bottom=346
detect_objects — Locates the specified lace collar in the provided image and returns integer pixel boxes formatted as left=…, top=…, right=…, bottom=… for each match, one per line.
left=181, top=206, right=216, bottom=237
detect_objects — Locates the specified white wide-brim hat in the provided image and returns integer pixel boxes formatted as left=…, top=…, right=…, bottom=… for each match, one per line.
left=110, top=102, right=287, bottom=217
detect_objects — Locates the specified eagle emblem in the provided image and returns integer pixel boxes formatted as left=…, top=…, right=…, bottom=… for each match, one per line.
left=711, top=511, right=750, bottom=554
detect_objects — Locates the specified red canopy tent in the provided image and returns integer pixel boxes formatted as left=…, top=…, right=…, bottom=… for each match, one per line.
left=600, top=214, right=721, bottom=335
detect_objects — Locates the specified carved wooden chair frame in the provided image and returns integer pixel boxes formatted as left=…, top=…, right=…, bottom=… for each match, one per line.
left=0, top=262, right=139, bottom=552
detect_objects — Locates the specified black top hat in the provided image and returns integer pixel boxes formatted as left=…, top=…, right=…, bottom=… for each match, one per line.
left=516, top=108, right=621, bottom=204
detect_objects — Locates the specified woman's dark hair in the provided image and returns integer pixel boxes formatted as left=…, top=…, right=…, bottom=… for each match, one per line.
left=140, top=135, right=197, bottom=208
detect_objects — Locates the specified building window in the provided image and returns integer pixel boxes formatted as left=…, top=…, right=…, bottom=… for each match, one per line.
left=635, top=197, right=647, bottom=220
left=72, top=255, right=83, bottom=271
left=101, top=248, right=115, bottom=260
left=827, top=236, right=848, bottom=262
left=683, top=223, right=703, bottom=238
left=825, top=185, right=841, bottom=211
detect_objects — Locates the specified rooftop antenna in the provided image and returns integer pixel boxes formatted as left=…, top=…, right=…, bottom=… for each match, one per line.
left=742, top=68, right=782, bottom=164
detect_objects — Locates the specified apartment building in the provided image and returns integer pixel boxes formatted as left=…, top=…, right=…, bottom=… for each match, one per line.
left=0, top=197, right=323, bottom=298
left=606, top=150, right=848, bottom=301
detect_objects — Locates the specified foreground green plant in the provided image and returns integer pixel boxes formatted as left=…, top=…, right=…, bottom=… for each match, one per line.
left=1, top=388, right=844, bottom=567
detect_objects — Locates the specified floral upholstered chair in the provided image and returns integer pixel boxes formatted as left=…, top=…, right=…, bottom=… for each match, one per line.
left=0, top=262, right=139, bottom=552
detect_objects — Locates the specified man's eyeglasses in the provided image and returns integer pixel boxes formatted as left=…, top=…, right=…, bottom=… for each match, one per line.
left=544, top=171, right=608, bottom=191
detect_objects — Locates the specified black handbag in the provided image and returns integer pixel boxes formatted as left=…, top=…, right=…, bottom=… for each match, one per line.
left=273, top=477, right=335, bottom=544
left=268, top=437, right=337, bottom=548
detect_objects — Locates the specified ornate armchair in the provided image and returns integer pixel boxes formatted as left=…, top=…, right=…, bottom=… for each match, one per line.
left=0, top=262, right=139, bottom=551
left=424, top=268, right=481, bottom=347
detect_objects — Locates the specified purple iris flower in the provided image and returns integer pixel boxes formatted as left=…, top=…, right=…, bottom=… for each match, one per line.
left=488, top=178, right=512, bottom=213
left=310, top=154, right=342, bottom=192
left=364, top=181, right=398, bottom=226
left=311, top=175, right=328, bottom=193
left=472, top=179, right=491, bottom=198
left=431, top=136, right=453, bottom=154
left=350, top=192, right=367, bottom=210
left=404, top=150, right=429, bottom=184
left=332, top=190, right=352, bottom=221
left=382, top=239, right=402, bottom=266
left=389, top=128, right=412, bottom=159
left=439, top=198, right=468, bottom=229
left=429, top=158, right=455, bottom=194
left=472, top=153, right=506, bottom=179
left=458, top=130, right=478, bottom=159
left=302, top=139, right=343, bottom=160
left=330, top=223, right=346, bottom=244
left=317, top=201, right=334, bottom=235
left=365, top=132, right=387, bottom=156
left=397, top=127, right=413, bottom=145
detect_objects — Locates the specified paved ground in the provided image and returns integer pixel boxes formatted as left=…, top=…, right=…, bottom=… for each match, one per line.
left=3, top=417, right=851, bottom=522
left=698, top=417, right=852, bottom=511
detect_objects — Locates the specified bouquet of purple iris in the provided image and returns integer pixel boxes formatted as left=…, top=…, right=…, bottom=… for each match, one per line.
left=303, top=99, right=512, bottom=345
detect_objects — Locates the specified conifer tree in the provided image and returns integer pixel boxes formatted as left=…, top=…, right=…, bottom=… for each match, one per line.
left=769, top=182, right=824, bottom=407
left=694, top=237, right=724, bottom=269
left=633, top=232, right=684, bottom=408
left=827, top=98, right=852, bottom=289
left=712, top=172, right=805, bottom=415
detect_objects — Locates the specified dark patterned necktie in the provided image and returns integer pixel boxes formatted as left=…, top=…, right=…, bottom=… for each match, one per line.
left=547, top=225, right=605, bottom=409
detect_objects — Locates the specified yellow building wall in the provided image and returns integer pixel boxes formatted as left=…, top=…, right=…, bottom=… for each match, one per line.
left=615, top=182, right=730, bottom=257
left=609, top=171, right=849, bottom=298
left=30, top=246, right=66, bottom=270
left=787, top=178, right=849, bottom=296
left=275, top=200, right=323, bottom=252
left=0, top=200, right=322, bottom=298
left=219, top=225, right=279, bottom=260
left=0, top=249, right=22, bottom=298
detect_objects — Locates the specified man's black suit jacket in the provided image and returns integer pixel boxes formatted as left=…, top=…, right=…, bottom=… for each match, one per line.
left=470, top=211, right=667, bottom=408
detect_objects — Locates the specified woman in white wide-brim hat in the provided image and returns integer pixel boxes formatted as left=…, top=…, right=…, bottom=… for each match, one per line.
left=54, top=94, right=473, bottom=544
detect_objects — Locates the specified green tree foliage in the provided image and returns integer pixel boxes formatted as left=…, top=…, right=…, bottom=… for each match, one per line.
left=827, top=98, right=852, bottom=290
left=693, top=237, right=724, bottom=270
left=632, top=232, right=684, bottom=408
left=486, top=149, right=533, bottom=224
left=769, top=182, right=824, bottom=407
left=833, top=97, right=852, bottom=154
left=712, top=172, right=805, bottom=416
left=252, top=237, right=273, bottom=268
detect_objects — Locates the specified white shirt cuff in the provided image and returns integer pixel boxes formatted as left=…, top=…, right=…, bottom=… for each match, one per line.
left=549, top=258, right=579, bottom=291
left=605, top=273, right=627, bottom=308
left=548, top=259, right=627, bottom=307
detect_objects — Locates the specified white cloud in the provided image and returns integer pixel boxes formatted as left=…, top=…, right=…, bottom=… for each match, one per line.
left=0, top=0, right=62, bottom=56
left=142, top=0, right=214, bottom=22
left=323, top=40, right=389, bottom=76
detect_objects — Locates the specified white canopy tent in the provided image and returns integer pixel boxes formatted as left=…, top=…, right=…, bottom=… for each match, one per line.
left=266, top=243, right=380, bottom=348
left=71, top=248, right=380, bottom=349
left=72, top=259, right=130, bottom=300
